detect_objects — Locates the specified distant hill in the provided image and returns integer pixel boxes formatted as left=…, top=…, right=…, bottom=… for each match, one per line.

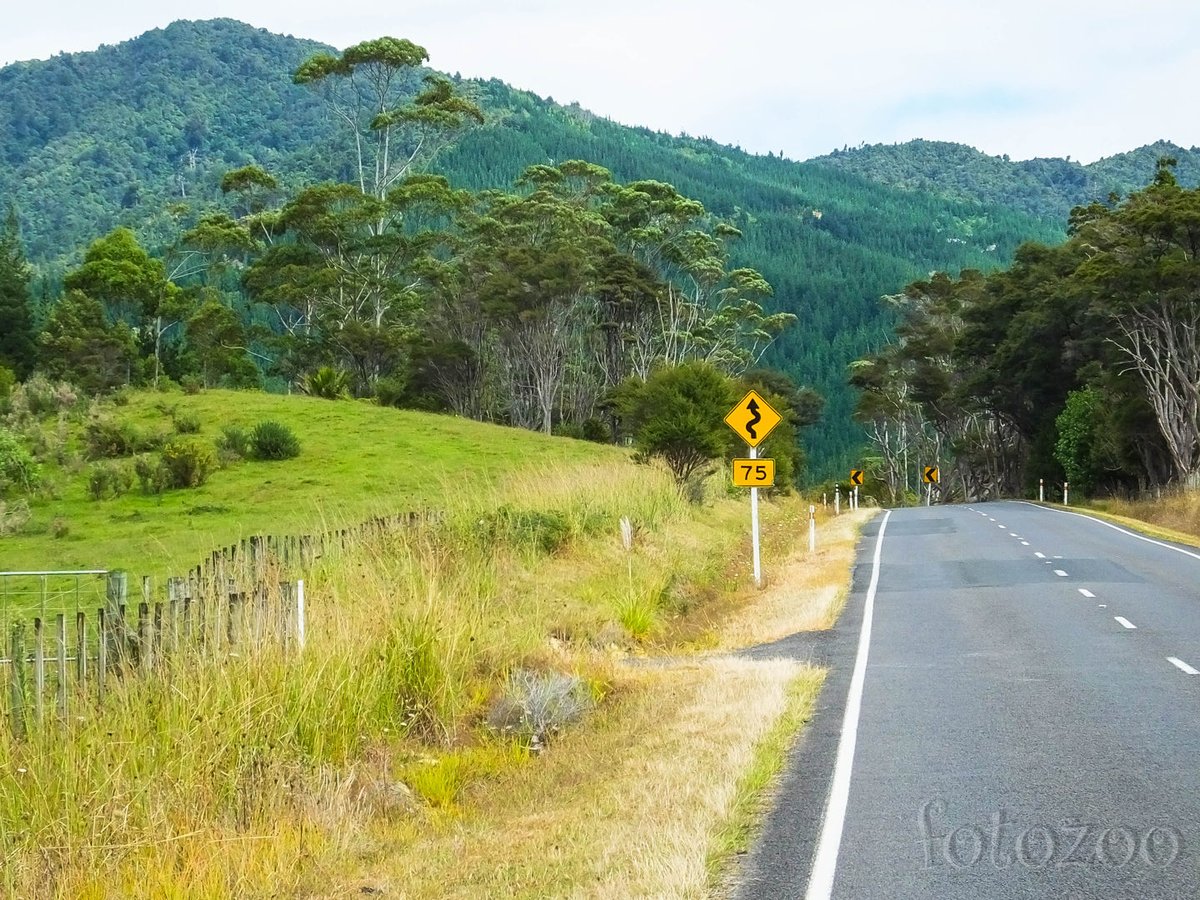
left=0, top=19, right=1134, bottom=475
left=808, top=138, right=1200, bottom=222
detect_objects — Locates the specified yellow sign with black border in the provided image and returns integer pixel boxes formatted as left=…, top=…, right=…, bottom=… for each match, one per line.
left=732, top=458, right=776, bottom=487
left=923, top=466, right=939, bottom=484
left=849, top=469, right=864, bottom=486
left=724, top=391, right=782, bottom=448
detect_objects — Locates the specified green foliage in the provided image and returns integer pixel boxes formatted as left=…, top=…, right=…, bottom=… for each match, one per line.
left=614, top=362, right=735, bottom=488
left=0, top=207, right=36, bottom=378
left=477, top=506, right=573, bottom=555
left=160, top=437, right=217, bottom=488
left=0, top=429, right=41, bottom=495
left=84, top=416, right=161, bottom=459
left=38, top=291, right=137, bottom=395
left=133, top=454, right=169, bottom=495
left=173, top=410, right=202, bottom=434
left=301, top=366, right=350, bottom=400
left=87, top=460, right=134, bottom=500
left=216, top=425, right=251, bottom=459
left=1054, top=389, right=1109, bottom=496
left=249, top=420, right=300, bottom=461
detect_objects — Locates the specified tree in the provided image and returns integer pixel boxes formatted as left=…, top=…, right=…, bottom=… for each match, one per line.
left=0, top=206, right=37, bottom=378
left=613, top=362, right=735, bottom=487
left=63, top=227, right=187, bottom=386
left=38, top=291, right=136, bottom=393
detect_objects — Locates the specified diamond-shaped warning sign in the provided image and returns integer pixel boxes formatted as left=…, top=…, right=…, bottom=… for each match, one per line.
left=724, top=390, right=782, bottom=448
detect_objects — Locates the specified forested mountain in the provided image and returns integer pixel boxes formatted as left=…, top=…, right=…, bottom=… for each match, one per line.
left=810, top=138, right=1200, bottom=223
left=0, top=19, right=1092, bottom=474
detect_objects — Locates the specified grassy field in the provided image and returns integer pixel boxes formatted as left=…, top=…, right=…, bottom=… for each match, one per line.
left=0, top=386, right=877, bottom=897
left=3, top=388, right=624, bottom=574
left=1084, top=491, right=1200, bottom=546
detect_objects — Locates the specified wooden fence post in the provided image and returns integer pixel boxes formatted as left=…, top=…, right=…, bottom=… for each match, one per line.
left=56, top=614, right=67, bottom=720
left=105, top=571, right=127, bottom=670
left=138, top=603, right=152, bottom=672
left=9, top=623, right=26, bottom=739
left=96, top=608, right=107, bottom=704
left=33, top=617, right=44, bottom=726
left=75, top=611, right=87, bottom=683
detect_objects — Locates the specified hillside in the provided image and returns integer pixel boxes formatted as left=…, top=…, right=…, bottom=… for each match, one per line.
left=809, top=138, right=1200, bottom=222
left=0, top=20, right=1070, bottom=474
left=4, top=387, right=625, bottom=574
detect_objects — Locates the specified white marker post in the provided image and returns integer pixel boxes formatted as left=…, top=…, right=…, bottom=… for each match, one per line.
left=835, top=486, right=841, bottom=515
left=1039, top=478, right=1045, bottom=502
left=1064, top=481, right=1069, bottom=506
left=809, top=505, right=817, bottom=553
left=750, top=446, right=762, bottom=587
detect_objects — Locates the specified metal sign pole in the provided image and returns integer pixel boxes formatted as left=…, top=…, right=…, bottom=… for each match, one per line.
left=749, top=445, right=762, bottom=587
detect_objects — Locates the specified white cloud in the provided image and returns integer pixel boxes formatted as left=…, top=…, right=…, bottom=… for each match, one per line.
left=3, top=0, right=1199, bottom=162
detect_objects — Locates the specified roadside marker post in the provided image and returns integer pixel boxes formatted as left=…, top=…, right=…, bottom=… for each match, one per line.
left=809, top=505, right=817, bottom=553
left=835, top=486, right=841, bottom=516
left=1040, top=478, right=1044, bottom=502
left=724, top=391, right=783, bottom=588
left=1064, top=481, right=1069, bottom=506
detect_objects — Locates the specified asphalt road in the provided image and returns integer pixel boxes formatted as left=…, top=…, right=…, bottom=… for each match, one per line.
left=733, top=501, right=1200, bottom=900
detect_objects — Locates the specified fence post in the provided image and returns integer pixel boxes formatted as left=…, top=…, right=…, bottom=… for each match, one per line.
left=75, top=611, right=87, bottom=683
left=296, top=579, right=306, bottom=651
left=227, top=582, right=243, bottom=648
left=138, top=603, right=152, bottom=672
left=9, top=622, right=26, bottom=739
left=33, top=617, right=44, bottom=726
left=56, top=614, right=67, bottom=720
left=97, top=608, right=107, bottom=704
left=105, top=571, right=127, bottom=670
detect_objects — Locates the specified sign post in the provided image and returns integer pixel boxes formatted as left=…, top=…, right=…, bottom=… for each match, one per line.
left=724, top=391, right=782, bottom=588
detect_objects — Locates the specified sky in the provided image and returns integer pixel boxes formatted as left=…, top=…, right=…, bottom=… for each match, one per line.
left=4, top=0, right=1200, bottom=164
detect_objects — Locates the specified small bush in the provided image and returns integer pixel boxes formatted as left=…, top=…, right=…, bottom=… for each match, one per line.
left=302, top=366, right=350, bottom=400
left=161, top=438, right=217, bottom=488
left=0, top=429, right=41, bottom=495
left=478, top=506, right=572, bottom=555
left=0, top=499, right=31, bottom=535
left=180, top=375, right=203, bottom=395
left=50, top=516, right=70, bottom=539
left=173, top=410, right=202, bottom=434
left=486, top=670, right=593, bottom=746
left=216, top=425, right=251, bottom=459
left=374, top=375, right=408, bottom=408
left=617, top=594, right=658, bottom=640
left=249, top=421, right=300, bottom=461
left=87, top=460, right=134, bottom=500
left=84, top=416, right=163, bottom=458
left=581, top=417, right=611, bottom=443
left=133, top=454, right=170, bottom=495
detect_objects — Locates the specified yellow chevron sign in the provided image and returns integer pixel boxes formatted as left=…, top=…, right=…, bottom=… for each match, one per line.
left=923, top=466, right=939, bottom=484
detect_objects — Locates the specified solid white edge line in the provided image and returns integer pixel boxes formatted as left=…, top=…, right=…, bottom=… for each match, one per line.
left=1018, top=502, right=1200, bottom=561
left=1167, top=657, right=1200, bottom=675
left=1078, top=589, right=1095, bottom=598
left=1115, top=616, right=1137, bottom=629
left=805, top=509, right=892, bottom=900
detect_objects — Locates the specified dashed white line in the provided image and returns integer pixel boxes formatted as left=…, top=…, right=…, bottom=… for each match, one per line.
left=1053, top=555, right=1063, bottom=559
left=1020, top=541, right=1030, bottom=546
left=1099, top=604, right=1107, bottom=609
left=1078, top=589, right=1095, bottom=598
left=1009, top=532, right=1018, bottom=537
left=997, top=524, right=1007, bottom=529
left=1035, top=552, right=1046, bottom=559
left=1054, top=569, right=1069, bottom=577
left=1114, top=617, right=1137, bottom=629
left=1167, top=657, right=1200, bottom=676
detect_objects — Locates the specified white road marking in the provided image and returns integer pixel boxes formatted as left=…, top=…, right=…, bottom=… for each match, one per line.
left=1021, top=502, right=1200, bottom=562
left=1078, top=589, right=1095, bottom=598
left=1020, top=541, right=1030, bottom=546
left=1054, top=569, right=1069, bottom=577
left=1168, top=657, right=1200, bottom=676
left=997, top=524, right=1006, bottom=529
left=1054, top=555, right=1063, bottom=559
left=1035, top=552, right=1046, bottom=559
left=1115, top=617, right=1137, bottom=629
left=1099, top=604, right=1107, bottom=609
left=1009, top=532, right=1018, bottom=537
left=805, top=510, right=892, bottom=900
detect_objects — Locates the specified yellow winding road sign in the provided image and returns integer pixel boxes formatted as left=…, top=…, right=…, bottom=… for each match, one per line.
left=724, top=390, right=782, bottom=448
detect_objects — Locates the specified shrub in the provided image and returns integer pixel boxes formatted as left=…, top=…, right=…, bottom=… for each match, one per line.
left=216, top=425, right=251, bottom=459
left=0, top=499, right=31, bottom=536
left=0, top=429, right=41, bottom=495
left=478, top=506, right=572, bottom=555
left=50, top=516, right=69, bottom=539
left=161, top=438, right=217, bottom=488
left=173, top=410, right=202, bottom=434
left=87, top=460, right=134, bottom=500
left=249, top=421, right=300, bottom=461
left=486, top=670, right=593, bottom=746
left=180, top=375, right=204, bottom=395
left=0, top=366, right=15, bottom=411
left=133, top=454, right=170, bottom=495
left=84, top=416, right=163, bottom=458
left=302, top=366, right=350, bottom=400
left=374, top=374, right=408, bottom=408
left=581, top=417, right=611, bottom=443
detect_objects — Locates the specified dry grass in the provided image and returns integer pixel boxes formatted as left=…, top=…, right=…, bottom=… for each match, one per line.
left=1087, top=491, right=1200, bottom=547
left=718, top=508, right=877, bottom=648
left=329, top=657, right=823, bottom=899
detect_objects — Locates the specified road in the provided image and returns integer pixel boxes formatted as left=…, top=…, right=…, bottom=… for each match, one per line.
left=733, top=501, right=1200, bottom=900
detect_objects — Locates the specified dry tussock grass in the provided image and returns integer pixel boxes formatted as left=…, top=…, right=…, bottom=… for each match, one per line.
left=1091, top=490, right=1200, bottom=545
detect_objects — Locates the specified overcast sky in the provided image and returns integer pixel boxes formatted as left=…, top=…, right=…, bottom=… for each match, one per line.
left=5, top=1, right=1200, bottom=163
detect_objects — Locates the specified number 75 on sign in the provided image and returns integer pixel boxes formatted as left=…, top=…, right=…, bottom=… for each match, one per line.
left=732, top=458, right=775, bottom=487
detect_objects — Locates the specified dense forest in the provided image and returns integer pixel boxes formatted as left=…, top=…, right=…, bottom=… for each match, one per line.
left=0, top=18, right=1177, bottom=477
left=851, top=160, right=1200, bottom=502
